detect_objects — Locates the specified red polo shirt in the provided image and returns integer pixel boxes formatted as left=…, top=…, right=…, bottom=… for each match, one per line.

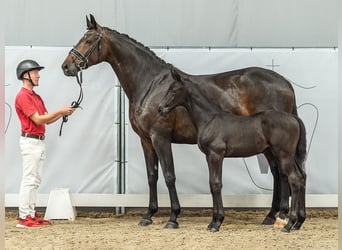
left=15, top=87, right=47, bottom=136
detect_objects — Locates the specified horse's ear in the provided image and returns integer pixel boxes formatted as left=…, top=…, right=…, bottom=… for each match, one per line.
left=86, top=15, right=91, bottom=29
left=87, top=14, right=99, bottom=30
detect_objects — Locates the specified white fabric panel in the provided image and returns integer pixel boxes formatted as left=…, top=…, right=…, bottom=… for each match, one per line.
left=5, top=47, right=118, bottom=194
left=115, top=0, right=238, bottom=46
left=5, top=47, right=338, bottom=197
left=126, top=48, right=338, bottom=195
left=5, top=0, right=337, bottom=47
left=238, top=0, right=337, bottom=47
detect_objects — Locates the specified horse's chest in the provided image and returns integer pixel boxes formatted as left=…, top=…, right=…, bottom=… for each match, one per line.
left=130, top=105, right=152, bottom=128
left=130, top=103, right=167, bottom=135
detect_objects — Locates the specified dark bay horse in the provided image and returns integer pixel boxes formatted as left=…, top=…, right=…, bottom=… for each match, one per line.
left=158, top=69, right=307, bottom=232
left=62, top=14, right=298, bottom=228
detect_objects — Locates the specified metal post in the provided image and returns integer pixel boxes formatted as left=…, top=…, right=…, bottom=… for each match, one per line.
left=115, top=84, right=126, bottom=214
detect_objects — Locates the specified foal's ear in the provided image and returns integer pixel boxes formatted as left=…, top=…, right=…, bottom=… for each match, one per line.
left=86, top=14, right=99, bottom=30
left=171, top=68, right=181, bottom=82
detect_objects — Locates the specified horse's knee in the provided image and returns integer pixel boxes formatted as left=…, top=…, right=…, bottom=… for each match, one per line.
left=209, top=181, right=222, bottom=194
left=164, top=173, right=176, bottom=187
left=147, top=174, right=158, bottom=186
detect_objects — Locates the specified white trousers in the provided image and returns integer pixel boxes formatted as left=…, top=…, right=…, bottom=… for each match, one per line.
left=19, top=137, right=46, bottom=219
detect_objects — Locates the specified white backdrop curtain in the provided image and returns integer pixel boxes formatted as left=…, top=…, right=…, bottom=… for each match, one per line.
left=5, top=0, right=337, bottom=47
left=5, top=47, right=337, bottom=201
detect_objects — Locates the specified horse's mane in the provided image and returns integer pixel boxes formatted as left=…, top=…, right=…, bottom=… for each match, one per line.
left=105, top=27, right=168, bottom=65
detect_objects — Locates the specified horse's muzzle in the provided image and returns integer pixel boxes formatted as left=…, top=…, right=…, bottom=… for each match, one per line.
left=61, top=62, right=78, bottom=77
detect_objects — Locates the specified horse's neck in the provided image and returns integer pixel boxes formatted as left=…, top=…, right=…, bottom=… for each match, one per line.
left=184, top=82, right=223, bottom=128
left=105, top=30, right=168, bottom=102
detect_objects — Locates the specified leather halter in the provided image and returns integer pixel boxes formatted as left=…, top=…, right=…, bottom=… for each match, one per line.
left=58, top=29, right=104, bottom=136
left=69, top=28, right=104, bottom=70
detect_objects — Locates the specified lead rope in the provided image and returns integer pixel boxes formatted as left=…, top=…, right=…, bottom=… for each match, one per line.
left=59, top=70, right=84, bottom=136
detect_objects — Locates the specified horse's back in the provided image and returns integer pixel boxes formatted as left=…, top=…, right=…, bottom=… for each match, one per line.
left=178, top=67, right=296, bottom=116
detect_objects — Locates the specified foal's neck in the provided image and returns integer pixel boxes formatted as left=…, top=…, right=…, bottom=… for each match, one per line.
left=184, top=82, right=226, bottom=128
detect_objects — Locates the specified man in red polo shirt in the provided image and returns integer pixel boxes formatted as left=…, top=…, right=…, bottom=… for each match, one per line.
left=15, top=59, right=76, bottom=228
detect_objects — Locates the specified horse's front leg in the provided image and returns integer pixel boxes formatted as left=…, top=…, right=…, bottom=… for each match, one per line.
left=151, top=134, right=180, bottom=229
left=138, top=138, right=159, bottom=226
left=206, top=151, right=224, bottom=232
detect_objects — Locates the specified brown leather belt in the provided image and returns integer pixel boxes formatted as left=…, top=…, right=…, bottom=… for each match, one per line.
left=21, top=132, right=45, bottom=140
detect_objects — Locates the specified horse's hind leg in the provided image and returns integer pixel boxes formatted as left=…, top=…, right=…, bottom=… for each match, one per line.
left=152, top=134, right=180, bottom=229
left=139, top=138, right=159, bottom=226
left=206, top=151, right=224, bottom=232
left=282, top=167, right=301, bottom=232
left=293, top=172, right=306, bottom=230
left=262, top=150, right=289, bottom=225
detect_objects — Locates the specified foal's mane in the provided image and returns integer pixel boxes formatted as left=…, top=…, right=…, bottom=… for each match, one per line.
left=105, top=27, right=167, bottom=65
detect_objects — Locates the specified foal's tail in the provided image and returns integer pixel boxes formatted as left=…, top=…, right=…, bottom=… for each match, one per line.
left=294, top=116, right=307, bottom=176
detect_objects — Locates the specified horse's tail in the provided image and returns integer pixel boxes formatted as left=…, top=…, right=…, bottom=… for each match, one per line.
left=284, top=77, right=298, bottom=116
left=294, top=116, right=307, bottom=177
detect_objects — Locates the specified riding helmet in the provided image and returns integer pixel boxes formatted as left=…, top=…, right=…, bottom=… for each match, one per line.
left=16, top=59, right=45, bottom=80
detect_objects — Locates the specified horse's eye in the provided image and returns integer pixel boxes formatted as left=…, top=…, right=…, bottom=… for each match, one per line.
left=86, top=39, right=92, bottom=44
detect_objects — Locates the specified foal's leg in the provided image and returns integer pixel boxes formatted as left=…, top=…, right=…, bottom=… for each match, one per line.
left=282, top=165, right=301, bottom=232
left=206, top=151, right=224, bottom=232
left=262, top=149, right=290, bottom=224
left=151, top=134, right=180, bottom=228
left=293, top=171, right=307, bottom=230
left=139, top=138, right=159, bottom=226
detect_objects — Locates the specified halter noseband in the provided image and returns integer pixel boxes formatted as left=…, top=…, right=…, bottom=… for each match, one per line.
left=69, top=28, right=104, bottom=70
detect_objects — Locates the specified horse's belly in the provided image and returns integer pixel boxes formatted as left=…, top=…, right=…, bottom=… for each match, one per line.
left=225, top=141, right=267, bottom=158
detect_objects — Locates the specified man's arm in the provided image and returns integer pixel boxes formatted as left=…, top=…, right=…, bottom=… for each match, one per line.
left=29, top=107, right=75, bottom=125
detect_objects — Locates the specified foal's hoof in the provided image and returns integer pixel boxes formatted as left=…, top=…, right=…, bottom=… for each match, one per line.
left=262, top=216, right=275, bottom=225
left=207, top=227, right=220, bottom=232
left=293, top=221, right=303, bottom=230
left=207, top=223, right=220, bottom=232
left=281, top=227, right=291, bottom=233
left=164, top=221, right=179, bottom=229
left=273, top=217, right=287, bottom=229
left=138, top=218, right=153, bottom=226
left=281, top=223, right=293, bottom=233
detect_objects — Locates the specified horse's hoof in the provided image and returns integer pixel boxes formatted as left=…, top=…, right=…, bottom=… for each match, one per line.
left=281, top=227, right=291, bottom=233
left=293, top=222, right=303, bottom=230
left=138, top=218, right=153, bottom=226
left=164, top=221, right=179, bottom=229
left=208, top=227, right=220, bottom=232
left=262, top=216, right=275, bottom=225
left=207, top=223, right=220, bottom=232
left=273, top=217, right=287, bottom=229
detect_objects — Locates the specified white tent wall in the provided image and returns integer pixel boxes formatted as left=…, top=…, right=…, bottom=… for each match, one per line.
left=5, top=0, right=337, bottom=47
left=5, top=47, right=338, bottom=207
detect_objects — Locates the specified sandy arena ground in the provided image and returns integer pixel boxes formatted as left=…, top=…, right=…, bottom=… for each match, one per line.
left=5, top=208, right=338, bottom=250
